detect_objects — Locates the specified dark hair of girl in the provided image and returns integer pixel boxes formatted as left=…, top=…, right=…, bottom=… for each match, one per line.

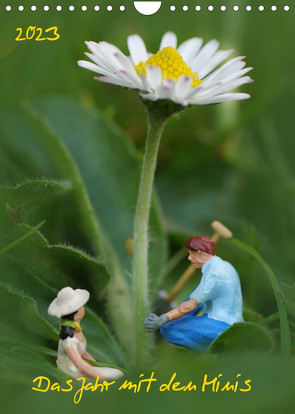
left=59, top=311, right=77, bottom=340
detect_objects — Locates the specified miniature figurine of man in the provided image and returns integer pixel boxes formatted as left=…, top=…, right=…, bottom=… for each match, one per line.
left=144, top=235, right=243, bottom=351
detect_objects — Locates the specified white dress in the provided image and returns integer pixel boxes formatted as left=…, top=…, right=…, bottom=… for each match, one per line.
left=57, top=335, right=123, bottom=380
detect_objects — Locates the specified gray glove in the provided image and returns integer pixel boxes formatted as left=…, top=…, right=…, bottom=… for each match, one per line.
left=144, top=313, right=169, bottom=332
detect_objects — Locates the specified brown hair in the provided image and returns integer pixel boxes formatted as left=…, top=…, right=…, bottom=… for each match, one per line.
left=185, top=235, right=215, bottom=255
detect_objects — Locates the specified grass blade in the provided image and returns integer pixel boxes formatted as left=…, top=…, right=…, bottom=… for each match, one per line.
left=230, top=237, right=291, bottom=357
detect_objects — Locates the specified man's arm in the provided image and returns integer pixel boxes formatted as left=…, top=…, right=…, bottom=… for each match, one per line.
left=164, top=298, right=198, bottom=321
left=144, top=298, right=198, bottom=332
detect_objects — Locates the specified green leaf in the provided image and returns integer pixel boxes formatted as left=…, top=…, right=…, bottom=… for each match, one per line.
left=0, top=213, right=124, bottom=366
left=21, top=102, right=104, bottom=258
left=0, top=284, right=58, bottom=345
left=47, top=244, right=109, bottom=299
left=82, top=308, right=126, bottom=367
left=0, top=180, right=72, bottom=225
left=0, top=344, right=60, bottom=385
left=0, top=186, right=110, bottom=315
left=21, top=101, right=134, bottom=351
left=243, top=308, right=264, bottom=323
left=210, top=322, right=274, bottom=353
left=0, top=336, right=56, bottom=358
left=0, top=220, right=45, bottom=255
left=0, top=256, right=124, bottom=369
left=0, top=223, right=110, bottom=318
left=0, top=102, right=137, bottom=353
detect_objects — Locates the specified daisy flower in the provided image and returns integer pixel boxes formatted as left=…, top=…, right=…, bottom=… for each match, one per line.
left=78, top=31, right=253, bottom=106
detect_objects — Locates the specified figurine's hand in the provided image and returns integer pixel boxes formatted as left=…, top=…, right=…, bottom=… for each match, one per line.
left=144, top=313, right=169, bottom=332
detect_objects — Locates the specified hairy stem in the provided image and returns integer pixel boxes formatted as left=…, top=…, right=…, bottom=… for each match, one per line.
left=132, top=109, right=167, bottom=367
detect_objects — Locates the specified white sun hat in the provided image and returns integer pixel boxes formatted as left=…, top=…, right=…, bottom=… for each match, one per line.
left=48, top=287, right=90, bottom=318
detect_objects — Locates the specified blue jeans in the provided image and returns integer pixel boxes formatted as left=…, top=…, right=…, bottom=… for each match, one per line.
left=160, top=308, right=230, bottom=351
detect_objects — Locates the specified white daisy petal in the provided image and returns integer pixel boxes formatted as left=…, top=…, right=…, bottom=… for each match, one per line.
left=146, top=65, right=162, bottom=90
left=204, top=57, right=246, bottom=83
left=196, top=68, right=253, bottom=97
left=112, top=52, right=143, bottom=88
left=191, top=93, right=250, bottom=105
left=183, top=84, right=204, bottom=100
left=155, top=80, right=176, bottom=100
left=99, top=41, right=124, bottom=55
left=177, top=38, right=203, bottom=66
left=156, top=86, right=171, bottom=100
left=139, top=91, right=159, bottom=101
left=190, top=82, right=222, bottom=99
left=95, top=76, right=133, bottom=88
left=138, top=73, right=152, bottom=92
left=84, top=52, right=117, bottom=76
left=192, top=40, right=220, bottom=73
left=212, top=67, right=253, bottom=86
left=127, top=34, right=148, bottom=65
left=79, top=33, right=252, bottom=107
left=96, top=42, right=141, bottom=82
left=116, top=71, right=137, bottom=87
left=160, top=32, right=177, bottom=50
left=78, top=60, right=111, bottom=77
left=118, top=69, right=141, bottom=88
left=139, top=74, right=151, bottom=92
left=174, top=75, right=194, bottom=100
left=163, top=78, right=176, bottom=89
left=198, top=76, right=252, bottom=98
left=198, top=49, right=234, bottom=79
left=85, top=42, right=122, bottom=75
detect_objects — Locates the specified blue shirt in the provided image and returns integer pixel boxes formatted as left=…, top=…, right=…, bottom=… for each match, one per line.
left=189, top=256, right=243, bottom=325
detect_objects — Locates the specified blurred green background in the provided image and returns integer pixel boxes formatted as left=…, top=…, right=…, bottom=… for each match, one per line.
left=1, top=1, right=295, bottom=412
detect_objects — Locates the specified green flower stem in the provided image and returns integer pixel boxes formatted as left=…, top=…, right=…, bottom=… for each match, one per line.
left=132, top=108, right=168, bottom=367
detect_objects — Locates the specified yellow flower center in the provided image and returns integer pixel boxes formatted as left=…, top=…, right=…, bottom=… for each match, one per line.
left=134, top=46, right=202, bottom=88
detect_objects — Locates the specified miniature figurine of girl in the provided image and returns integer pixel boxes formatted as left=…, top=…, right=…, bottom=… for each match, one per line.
left=48, top=287, right=124, bottom=380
